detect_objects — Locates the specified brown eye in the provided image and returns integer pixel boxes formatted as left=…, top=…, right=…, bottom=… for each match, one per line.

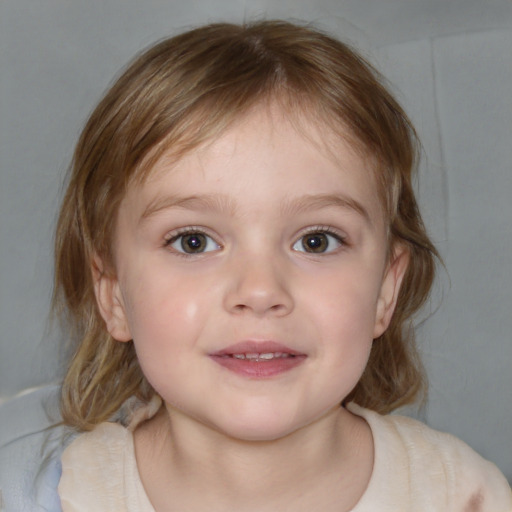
left=293, top=231, right=344, bottom=254
left=181, top=233, right=207, bottom=253
left=167, top=231, right=220, bottom=254
left=303, top=233, right=328, bottom=253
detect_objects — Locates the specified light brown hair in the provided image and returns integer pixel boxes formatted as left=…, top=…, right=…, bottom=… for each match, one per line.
left=54, top=20, right=438, bottom=431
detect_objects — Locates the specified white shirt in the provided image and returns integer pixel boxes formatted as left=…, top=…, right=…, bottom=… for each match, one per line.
left=58, top=401, right=512, bottom=511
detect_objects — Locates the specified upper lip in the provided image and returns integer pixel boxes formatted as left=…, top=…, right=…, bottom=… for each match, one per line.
left=210, top=340, right=305, bottom=357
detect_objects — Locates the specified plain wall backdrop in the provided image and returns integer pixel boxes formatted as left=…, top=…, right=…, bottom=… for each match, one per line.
left=1, top=0, right=511, bottom=480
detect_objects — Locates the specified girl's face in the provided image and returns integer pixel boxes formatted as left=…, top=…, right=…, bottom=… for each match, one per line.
left=96, top=106, right=407, bottom=441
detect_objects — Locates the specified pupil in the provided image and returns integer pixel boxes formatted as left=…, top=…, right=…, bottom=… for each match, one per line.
left=304, top=233, right=327, bottom=252
left=183, top=234, right=205, bottom=253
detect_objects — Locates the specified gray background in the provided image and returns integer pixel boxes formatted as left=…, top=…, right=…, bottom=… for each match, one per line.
left=1, top=0, right=511, bottom=480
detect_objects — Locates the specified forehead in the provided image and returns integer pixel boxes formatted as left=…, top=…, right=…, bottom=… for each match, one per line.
left=124, top=105, right=385, bottom=227
left=135, top=98, right=373, bottom=178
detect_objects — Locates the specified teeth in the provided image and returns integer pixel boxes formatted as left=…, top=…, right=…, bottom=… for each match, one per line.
left=230, top=352, right=291, bottom=361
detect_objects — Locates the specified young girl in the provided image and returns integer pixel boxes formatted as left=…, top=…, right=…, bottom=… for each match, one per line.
left=51, top=20, right=510, bottom=511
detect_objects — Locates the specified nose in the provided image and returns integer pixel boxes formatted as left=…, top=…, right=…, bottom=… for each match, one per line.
left=223, top=253, right=294, bottom=317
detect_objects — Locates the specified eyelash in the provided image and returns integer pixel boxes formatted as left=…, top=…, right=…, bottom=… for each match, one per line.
left=163, top=225, right=348, bottom=256
left=293, top=226, right=348, bottom=254
left=163, top=227, right=221, bottom=256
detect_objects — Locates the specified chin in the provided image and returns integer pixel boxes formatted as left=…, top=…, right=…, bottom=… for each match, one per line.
left=210, top=406, right=310, bottom=443
left=219, top=422, right=299, bottom=443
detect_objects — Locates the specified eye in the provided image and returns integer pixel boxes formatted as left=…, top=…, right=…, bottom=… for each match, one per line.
left=292, top=231, right=345, bottom=254
left=166, top=231, right=220, bottom=254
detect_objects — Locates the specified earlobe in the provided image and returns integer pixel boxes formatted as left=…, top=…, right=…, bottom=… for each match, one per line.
left=92, top=255, right=132, bottom=342
left=373, top=246, right=409, bottom=339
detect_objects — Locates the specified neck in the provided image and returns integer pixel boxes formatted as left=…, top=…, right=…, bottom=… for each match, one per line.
left=134, top=404, right=373, bottom=512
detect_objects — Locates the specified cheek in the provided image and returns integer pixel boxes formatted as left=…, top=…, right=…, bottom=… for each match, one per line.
left=302, top=266, right=382, bottom=381
left=119, top=268, right=211, bottom=351
left=121, top=273, right=213, bottom=396
left=308, top=267, right=382, bottom=338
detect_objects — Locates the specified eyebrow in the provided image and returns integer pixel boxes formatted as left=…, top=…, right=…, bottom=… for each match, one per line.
left=140, top=192, right=372, bottom=225
left=140, top=194, right=237, bottom=222
left=281, top=193, right=373, bottom=225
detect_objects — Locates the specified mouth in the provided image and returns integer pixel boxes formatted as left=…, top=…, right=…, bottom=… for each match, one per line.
left=222, top=352, right=296, bottom=361
left=209, top=341, right=306, bottom=378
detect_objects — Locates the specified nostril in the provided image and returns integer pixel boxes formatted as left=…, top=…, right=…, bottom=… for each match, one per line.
left=230, top=301, right=291, bottom=316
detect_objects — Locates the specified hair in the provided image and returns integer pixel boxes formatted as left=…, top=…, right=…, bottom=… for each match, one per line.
left=54, top=20, right=438, bottom=431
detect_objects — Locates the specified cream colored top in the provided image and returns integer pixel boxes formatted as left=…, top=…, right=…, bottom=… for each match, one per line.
left=59, top=401, right=512, bottom=511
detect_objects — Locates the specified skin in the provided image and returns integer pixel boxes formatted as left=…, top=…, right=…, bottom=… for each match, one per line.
left=94, top=105, right=408, bottom=511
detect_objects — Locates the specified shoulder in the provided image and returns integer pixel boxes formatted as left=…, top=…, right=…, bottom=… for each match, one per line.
left=59, top=395, right=162, bottom=477
left=58, top=397, right=160, bottom=511
left=58, top=418, right=156, bottom=511
left=348, top=403, right=512, bottom=511
left=61, top=421, right=130, bottom=462
left=58, top=422, right=132, bottom=510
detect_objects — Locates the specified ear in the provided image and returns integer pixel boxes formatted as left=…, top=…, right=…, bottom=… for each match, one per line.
left=373, top=246, right=409, bottom=339
left=91, top=254, right=132, bottom=342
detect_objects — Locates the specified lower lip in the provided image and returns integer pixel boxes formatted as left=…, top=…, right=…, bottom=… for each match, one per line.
left=209, top=355, right=306, bottom=378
